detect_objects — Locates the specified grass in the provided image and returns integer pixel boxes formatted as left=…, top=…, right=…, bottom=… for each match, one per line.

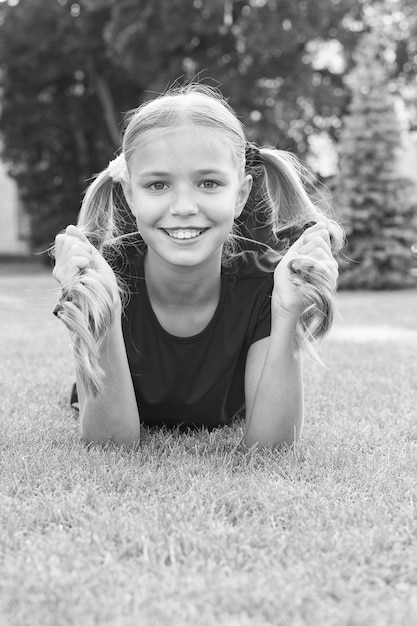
left=1, top=269, right=417, bottom=626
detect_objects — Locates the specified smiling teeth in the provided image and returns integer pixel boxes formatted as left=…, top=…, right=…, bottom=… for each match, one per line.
left=168, top=230, right=202, bottom=239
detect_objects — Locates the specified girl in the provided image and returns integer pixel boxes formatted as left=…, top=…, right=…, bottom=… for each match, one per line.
left=53, top=84, right=342, bottom=449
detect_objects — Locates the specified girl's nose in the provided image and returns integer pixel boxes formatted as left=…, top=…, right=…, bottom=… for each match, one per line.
left=169, top=191, right=198, bottom=216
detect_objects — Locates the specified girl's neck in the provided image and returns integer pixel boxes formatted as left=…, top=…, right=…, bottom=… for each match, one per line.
left=143, top=251, right=222, bottom=308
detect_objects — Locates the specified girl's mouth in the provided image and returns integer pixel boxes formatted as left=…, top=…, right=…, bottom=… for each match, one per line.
left=163, top=229, right=207, bottom=240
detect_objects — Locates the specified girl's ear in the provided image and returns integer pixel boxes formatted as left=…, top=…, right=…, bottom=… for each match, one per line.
left=234, top=174, right=253, bottom=218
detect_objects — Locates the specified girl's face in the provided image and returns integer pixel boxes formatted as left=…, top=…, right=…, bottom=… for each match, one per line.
left=124, top=127, right=252, bottom=271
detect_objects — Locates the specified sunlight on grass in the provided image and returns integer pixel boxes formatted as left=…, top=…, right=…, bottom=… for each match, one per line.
left=1, top=270, right=417, bottom=626
left=330, top=324, right=417, bottom=342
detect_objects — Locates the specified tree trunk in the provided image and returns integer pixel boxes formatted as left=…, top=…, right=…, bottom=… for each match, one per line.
left=90, top=68, right=121, bottom=149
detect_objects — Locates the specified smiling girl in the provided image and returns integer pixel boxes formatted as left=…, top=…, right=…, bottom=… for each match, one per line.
left=53, top=84, right=343, bottom=449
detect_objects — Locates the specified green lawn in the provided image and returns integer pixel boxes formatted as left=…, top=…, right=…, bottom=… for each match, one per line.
left=1, top=269, right=417, bottom=626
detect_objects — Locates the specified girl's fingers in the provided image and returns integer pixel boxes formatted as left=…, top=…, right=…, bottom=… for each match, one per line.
left=65, top=224, right=89, bottom=242
left=288, top=224, right=330, bottom=256
left=62, top=236, right=94, bottom=259
left=323, top=258, right=339, bottom=281
left=70, top=256, right=91, bottom=271
left=55, top=228, right=92, bottom=255
left=53, top=227, right=95, bottom=287
left=53, top=254, right=92, bottom=285
left=303, top=226, right=330, bottom=245
left=304, top=220, right=329, bottom=235
left=53, top=224, right=118, bottom=298
left=293, top=254, right=339, bottom=285
left=300, top=236, right=332, bottom=258
left=283, top=223, right=339, bottom=294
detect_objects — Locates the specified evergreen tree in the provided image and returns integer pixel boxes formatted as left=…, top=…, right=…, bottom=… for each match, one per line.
left=0, top=0, right=364, bottom=254
left=334, top=31, right=417, bottom=289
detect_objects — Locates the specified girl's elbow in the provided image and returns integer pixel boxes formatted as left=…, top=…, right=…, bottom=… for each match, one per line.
left=243, top=435, right=294, bottom=451
left=80, top=422, right=140, bottom=449
left=244, top=424, right=302, bottom=451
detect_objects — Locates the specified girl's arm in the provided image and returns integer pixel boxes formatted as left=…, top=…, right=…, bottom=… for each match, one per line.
left=244, top=222, right=338, bottom=449
left=244, top=316, right=303, bottom=449
left=76, top=312, right=141, bottom=447
left=54, top=225, right=140, bottom=447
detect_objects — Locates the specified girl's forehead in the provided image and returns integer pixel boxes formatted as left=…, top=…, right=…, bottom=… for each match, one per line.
left=131, top=126, right=239, bottom=164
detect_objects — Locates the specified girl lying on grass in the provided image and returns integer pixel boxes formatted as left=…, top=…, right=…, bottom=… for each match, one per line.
left=53, top=84, right=343, bottom=449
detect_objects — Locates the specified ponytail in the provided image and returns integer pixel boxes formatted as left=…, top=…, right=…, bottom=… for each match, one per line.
left=54, top=167, right=128, bottom=396
left=249, top=147, right=344, bottom=353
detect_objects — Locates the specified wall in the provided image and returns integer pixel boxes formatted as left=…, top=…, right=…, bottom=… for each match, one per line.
left=0, top=154, right=30, bottom=255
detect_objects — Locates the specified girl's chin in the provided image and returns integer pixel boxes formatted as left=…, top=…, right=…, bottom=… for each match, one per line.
left=148, top=243, right=224, bottom=268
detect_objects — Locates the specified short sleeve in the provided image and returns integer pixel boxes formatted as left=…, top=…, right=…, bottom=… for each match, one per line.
left=250, top=283, right=272, bottom=345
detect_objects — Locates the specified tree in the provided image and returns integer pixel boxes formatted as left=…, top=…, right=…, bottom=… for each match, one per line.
left=333, top=31, right=417, bottom=289
left=0, top=0, right=367, bottom=252
left=0, top=0, right=138, bottom=252
left=364, top=0, right=417, bottom=129
left=101, top=0, right=364, bottom=152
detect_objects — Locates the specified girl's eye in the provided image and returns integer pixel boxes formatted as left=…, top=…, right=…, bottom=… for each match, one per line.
left=149, top=182, right=167, bottom=191
left=200, top=180, right=219, bottom=189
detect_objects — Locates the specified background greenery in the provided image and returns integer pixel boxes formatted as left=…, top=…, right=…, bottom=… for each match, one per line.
left=1, top=269, right=417, bottom=625
left=0, top=0, right=416, bottom=286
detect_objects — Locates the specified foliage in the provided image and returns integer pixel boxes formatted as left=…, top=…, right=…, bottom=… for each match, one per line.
left=0, top=0, right=364, bottom=253
left=100, top=0, right=362, bottom=148
left=333, top=31, right=417, bottom=289
left=0, top=0, right=417, bottom=290
left=366, top=0, right=417, bottom=127
left=0, top=0, right=138, bottom=252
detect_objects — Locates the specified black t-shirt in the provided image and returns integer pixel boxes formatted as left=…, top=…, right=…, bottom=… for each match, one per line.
left=113, top=241, right=275, bottom=428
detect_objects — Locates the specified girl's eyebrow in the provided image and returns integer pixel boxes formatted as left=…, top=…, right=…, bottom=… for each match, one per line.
left=136, top=170, right=171, bottom=178
left=195, top=168, right=229, bottom=176
left=137, top=168, right=229, bottom=178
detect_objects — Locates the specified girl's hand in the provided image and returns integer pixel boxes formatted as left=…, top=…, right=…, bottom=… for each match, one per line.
left=53, top=225, right=120, bottom=305
left=272, top=221, right=338, bottom=318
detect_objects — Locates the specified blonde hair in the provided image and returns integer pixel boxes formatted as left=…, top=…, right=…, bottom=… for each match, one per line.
left=54, top=84, right=344, bottom=394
